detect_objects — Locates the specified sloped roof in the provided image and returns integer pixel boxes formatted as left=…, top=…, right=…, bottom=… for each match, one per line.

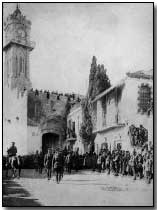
left=92, top=79, right=126, bottom=103
left=126, top=69, right=153, bottom=80
left=91, top=69, right=153, bottom=103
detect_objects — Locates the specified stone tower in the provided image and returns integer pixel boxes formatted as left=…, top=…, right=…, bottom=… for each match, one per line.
left=3, top=4, right=35, bottom=155
left=3, top=4, right=34, bottom=92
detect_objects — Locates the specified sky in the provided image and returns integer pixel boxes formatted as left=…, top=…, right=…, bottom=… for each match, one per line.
left=3, top=3, right=153, bottom=95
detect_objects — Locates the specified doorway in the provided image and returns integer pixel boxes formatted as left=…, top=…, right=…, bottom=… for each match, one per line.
left=42, top=133, right=59, bottom=154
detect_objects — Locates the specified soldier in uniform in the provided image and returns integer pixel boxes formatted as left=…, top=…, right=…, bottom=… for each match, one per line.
left=53, top=150, right=64, bottom=184
left=114, top=151, right=119, bottom=176
left=44, top=148, right=53, bottom=180
left=92, top=152, right=97, bottom=172
left=137, top=153, right=143, bottom=179
left=65, top=152, right=72, bottom=174
left=131, top=149, right=138, bottom=180
left=38, top=150, right=44, bottom=174
left=73, top=151, right=79, bottom=172
left=106, top=151, right=111, bottom=175
left=101, top=151, right=106, bottom=172
left=97, top=154, right=102, bottom=173
left=34, top=150, right=39, bottom=173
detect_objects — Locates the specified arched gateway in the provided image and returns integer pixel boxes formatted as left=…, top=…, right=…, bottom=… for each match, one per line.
left=42, top=132, right=59, bottom=154
left=40, top=115, right=66, bottom=154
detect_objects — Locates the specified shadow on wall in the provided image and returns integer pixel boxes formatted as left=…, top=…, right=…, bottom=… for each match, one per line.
left=3, top=179, right=41, bottom=206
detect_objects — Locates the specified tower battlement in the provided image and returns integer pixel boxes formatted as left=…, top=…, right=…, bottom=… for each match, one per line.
left=3, top=4, right=34, bottom=93
left=4, top=5, right=31, bottom=31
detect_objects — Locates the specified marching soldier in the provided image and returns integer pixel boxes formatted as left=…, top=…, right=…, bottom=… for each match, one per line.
left=65, top=152, right=72, bottom=174
left=34, top=150, right=39, bottom=173
left=44, top=148, right=53, bottom=180
left=131, top=149, right=138, bottom=180
left=53, top=150, right=64, bottom=184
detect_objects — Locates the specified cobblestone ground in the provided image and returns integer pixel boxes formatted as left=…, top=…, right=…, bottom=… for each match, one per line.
left=3, top=169, right=153, bottom=206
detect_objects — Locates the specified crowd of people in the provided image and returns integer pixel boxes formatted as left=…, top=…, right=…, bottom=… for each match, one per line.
left=4, top=142, right=153, bottom=185
left=32, top=144, right=154, bottom=184
left=30, top=88, right=81, bottom=102
left=90, top=146, right=153, bottom=184
left=129, top=124, right=148, bottom=147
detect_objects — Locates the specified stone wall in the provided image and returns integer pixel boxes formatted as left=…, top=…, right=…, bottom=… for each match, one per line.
left=3, top=86, right=28, bottom=155
left=27, top=89, right=83, bottom=153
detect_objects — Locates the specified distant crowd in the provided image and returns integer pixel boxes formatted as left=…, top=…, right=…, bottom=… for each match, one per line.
left=29, top=88, right=82, bottom=102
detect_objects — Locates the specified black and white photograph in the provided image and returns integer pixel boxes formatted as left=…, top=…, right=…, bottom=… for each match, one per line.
left=2, top=2, right=154, bottom=207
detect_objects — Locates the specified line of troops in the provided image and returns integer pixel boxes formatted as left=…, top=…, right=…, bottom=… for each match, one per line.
left=5, top=141, right=153, bottom=184
left=93, top=146, right=153, bottom=183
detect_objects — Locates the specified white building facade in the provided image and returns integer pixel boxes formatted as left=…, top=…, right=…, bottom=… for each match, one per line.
left=92, top=70, right=153, bottom=154
left=66, top=104, right=85, bottom=154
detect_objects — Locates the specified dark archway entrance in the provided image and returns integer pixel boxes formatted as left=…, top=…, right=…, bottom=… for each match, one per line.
left=42, top=133, right=59, bottom=154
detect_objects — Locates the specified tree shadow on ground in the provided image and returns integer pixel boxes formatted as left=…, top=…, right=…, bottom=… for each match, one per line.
left=3, top=169, right=47, bottom=179
left=3, top=179, right=41, bottom=206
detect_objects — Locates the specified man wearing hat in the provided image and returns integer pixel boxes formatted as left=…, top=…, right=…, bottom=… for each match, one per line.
left=7, top=142, right=17, bottom=163
left=53, top=150, right=64, bottom=184
left=132, top=149, right=138, bottom=180
left=44, top=148, right=53, bottom=180
left=7, top=142, right=18, bottom=177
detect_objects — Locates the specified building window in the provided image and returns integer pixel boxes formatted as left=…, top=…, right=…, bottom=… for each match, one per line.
left=117, top=143, right=122, bottom=150
left=25, top=60, right=27, bottom=78
left=19, top=56, right=22, bottom=74
left=7, top=60, right=9, bottom=78
left=78, top=116, right=79, bottom=131
left=22, top=58, right=25, bottom=73
left=72, top=121, right=75, bottom=132
left=101, top=142, right=108, bottom=150
left=68, top=120, right=71, bottom=130
left=101, top=97, right=106, bottom=127
left=138, top=84, right=151, bottom=114
left=15, top=56, right=18, bottom=77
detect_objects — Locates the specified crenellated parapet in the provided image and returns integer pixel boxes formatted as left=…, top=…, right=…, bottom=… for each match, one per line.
left=27, top=88, right=84, bottom=127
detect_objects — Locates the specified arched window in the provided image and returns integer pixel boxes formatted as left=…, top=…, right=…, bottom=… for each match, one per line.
left=22, top=58, right=25, bottom=73
left=19, top=56, right=22, bottom=74
left=7, top=60, right=9, bottom=76
left=15, top=56, right=18, bottom=77
left=25, top=60, right=27, bottom=78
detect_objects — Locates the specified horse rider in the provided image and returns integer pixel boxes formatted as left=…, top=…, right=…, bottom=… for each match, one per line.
left=7, top=142, right=17, bottom=177
left=7, top=142, right=17, bottom=161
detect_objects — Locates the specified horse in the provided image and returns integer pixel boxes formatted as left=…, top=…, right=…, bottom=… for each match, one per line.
left=5, top=155, right=22, bottom=178
left=10, top=156, right=18, bottom=178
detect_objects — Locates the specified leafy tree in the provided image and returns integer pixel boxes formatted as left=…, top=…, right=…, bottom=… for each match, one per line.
left=80, top=56, right=111, bottom=144
left=79, top=98, right=93, bottom=142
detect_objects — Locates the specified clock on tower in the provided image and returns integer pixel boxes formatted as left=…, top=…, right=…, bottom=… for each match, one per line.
left=3, top=4, right=35, bottom=92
